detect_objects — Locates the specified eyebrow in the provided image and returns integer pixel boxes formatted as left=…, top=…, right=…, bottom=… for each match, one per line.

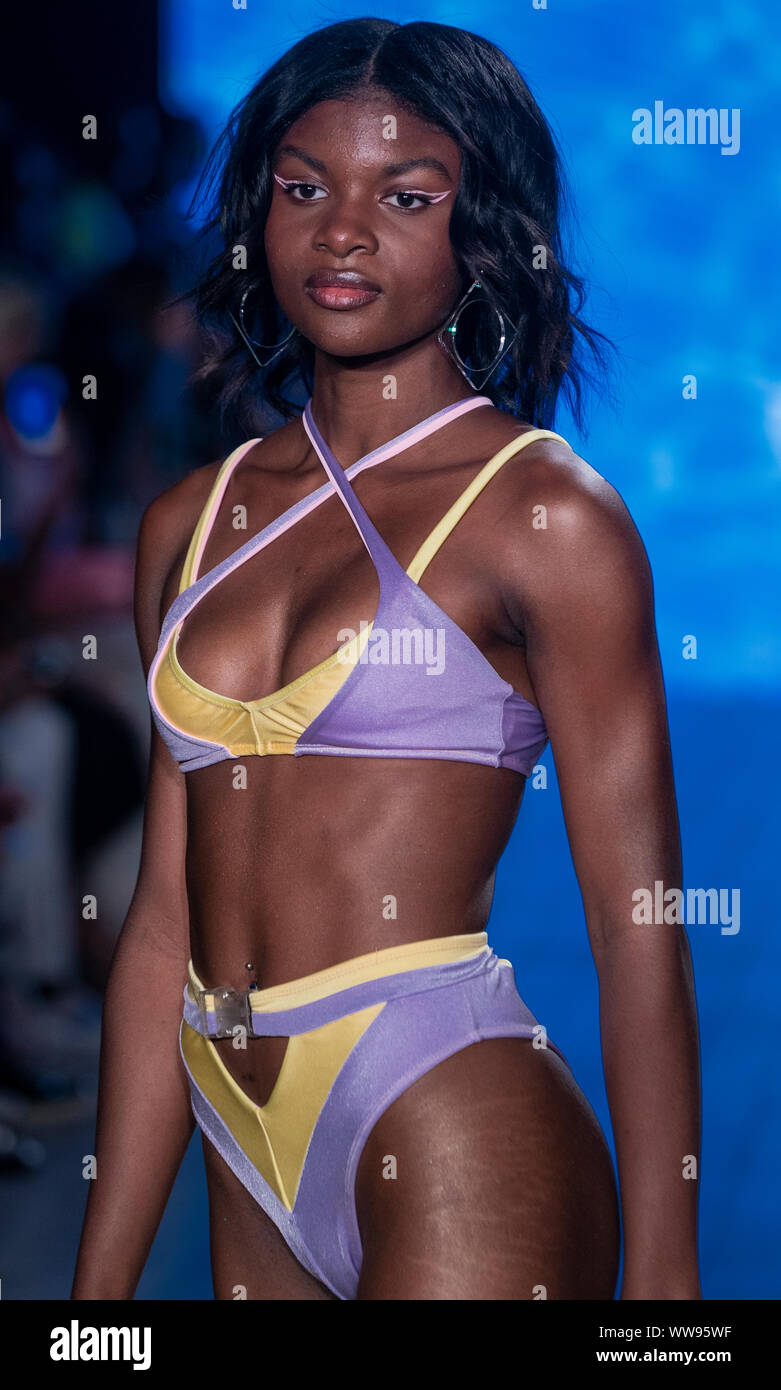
left=273, top=144, right=453, bottom=180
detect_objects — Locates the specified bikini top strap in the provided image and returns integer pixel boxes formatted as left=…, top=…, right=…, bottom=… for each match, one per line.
left=406, top=428, right=571, bottom=585
left=178, top=438, right=263, bottom=594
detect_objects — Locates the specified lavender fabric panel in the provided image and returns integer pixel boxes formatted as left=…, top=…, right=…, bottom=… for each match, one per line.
left=183, top=948, right=496, bottom=1038
left=182, top=988, right=201, bottom=1032
left=499, top=691, right=549, bottom=775
left=291, top=976, right=476, bottom=1295
left=295, top=564, right=512, bottom=759
left=149, top=705, right=231, bottom=770
left=182, top=988, right=217, bottom=1032
left=291, top=955, right=570, bottom=1297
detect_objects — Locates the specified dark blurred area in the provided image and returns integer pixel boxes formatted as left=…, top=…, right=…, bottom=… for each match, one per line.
left=0, top=1, right=225, bottom=1181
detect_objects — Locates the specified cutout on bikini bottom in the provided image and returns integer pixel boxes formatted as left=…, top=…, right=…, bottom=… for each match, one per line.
left=181, top=1004, right=385, bottom=1210
left=210, top=1034, right=290, bottom=1109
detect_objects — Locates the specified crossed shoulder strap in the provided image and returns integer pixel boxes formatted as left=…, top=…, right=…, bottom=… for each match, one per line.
left=178, top=424, right=571, bottom=595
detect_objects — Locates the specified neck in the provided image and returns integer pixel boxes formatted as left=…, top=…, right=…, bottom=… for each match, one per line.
left=307, top=339, right=478, bottom=467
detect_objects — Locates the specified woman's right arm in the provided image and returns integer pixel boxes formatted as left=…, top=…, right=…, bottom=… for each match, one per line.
left=71, top=486, right=196, bottom=1300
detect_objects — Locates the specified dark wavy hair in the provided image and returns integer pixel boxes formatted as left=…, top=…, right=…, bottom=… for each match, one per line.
left=181, top=17, right=618, bottom=435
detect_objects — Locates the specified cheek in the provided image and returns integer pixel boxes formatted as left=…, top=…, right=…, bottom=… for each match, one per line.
left=263, top=193, right=314, bottom=255
left=263, top=218, right=304, bottom=308
left=384, top=233, right=461, bottom=306
left=263, top=207, right=292, bottom=270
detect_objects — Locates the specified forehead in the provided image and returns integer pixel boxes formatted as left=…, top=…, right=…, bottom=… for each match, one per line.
left=275, top=94, right=460, bottom=177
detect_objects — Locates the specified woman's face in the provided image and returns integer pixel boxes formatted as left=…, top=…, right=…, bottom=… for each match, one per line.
left=264, top=91, right=465, bottom=360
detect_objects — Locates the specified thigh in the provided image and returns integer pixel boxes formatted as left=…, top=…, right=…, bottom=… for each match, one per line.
left=354, top=1037, right=620, bottom=1300
left=202, top=1137, right=338, bottom=1301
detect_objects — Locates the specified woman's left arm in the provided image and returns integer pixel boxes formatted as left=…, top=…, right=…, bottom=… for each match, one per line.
left=503, top=445, right=702, bottom=1300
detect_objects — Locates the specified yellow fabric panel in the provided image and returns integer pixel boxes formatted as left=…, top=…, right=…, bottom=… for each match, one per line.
left=249, top=933, right=488, bottom=1011
left=180, top=1003, right=384, bottom=1210
left=154, top=650, right=264, bottom=753
left=153, top=617, right=372, bottom=754
left=187, top=930, right=489, bottom=1013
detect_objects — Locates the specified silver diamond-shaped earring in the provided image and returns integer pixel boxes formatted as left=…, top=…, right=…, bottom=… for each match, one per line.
left=436, top=277, right=521, bottom=390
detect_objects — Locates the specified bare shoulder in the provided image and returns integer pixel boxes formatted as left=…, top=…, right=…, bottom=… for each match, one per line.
left=137, top=458, right=226, bottom=587
left=140, top=456, right=225, bottom=547
left=471, top=409, right=653, bottom=630
left=479, top=412, right=645, bottom=568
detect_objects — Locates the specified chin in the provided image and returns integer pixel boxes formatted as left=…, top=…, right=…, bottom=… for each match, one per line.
left=305, top=327, right=394, bottom=358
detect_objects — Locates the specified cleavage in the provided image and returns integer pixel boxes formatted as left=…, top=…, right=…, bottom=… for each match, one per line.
left=175, top=493, right=381, bottom=704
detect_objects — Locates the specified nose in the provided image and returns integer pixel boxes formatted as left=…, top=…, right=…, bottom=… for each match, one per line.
left=311, top=195, right=380, bottom=257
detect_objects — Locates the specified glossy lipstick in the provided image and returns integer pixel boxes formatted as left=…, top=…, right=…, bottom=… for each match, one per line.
left=305, top=269, right=381, bottom=311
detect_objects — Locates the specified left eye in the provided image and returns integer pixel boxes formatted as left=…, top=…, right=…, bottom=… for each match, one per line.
left=383, top=191, right=432, bottom=210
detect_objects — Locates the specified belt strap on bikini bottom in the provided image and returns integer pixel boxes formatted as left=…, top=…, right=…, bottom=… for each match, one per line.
left=184, top=932, right=493, bottom=1039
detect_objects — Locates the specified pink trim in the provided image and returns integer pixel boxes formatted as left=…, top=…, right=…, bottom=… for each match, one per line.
left=300, top=395, right=491, bottom=560
left=172, top=397, right=492, bottom=646
left=361, top=396, right=488, bottom=453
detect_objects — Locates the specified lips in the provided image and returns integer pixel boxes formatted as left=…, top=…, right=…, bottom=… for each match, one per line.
left=306, top=269, right=381, bottom=291
left=304, top=268, right=381, bottom=311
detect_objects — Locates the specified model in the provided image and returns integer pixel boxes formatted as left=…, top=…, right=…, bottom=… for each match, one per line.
left=72, top=17, right=701, bottom=1301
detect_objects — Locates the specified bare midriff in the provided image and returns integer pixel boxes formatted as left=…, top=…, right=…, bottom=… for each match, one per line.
left=186, top=752, right=526, bottom=994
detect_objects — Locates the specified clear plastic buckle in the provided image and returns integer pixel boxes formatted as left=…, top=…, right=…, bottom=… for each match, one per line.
left=197, top=986, right=252, bottom=1040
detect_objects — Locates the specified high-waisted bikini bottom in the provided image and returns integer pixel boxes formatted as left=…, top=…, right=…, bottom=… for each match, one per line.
left=179, top=931, right=570, bottom=1300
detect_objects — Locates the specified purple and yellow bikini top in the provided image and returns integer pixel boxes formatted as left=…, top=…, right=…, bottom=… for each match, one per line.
left=147, top=395, right=572, bottom=776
